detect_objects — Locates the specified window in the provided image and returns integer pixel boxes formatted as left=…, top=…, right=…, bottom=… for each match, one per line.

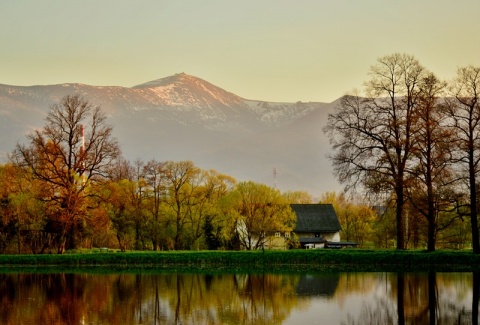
left=275, top=232, right=281, bottom=238
left=284, top=232, right=290, bottom=238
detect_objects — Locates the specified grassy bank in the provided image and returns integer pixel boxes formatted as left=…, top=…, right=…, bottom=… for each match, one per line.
left=1, top=249, right=480, bottom=273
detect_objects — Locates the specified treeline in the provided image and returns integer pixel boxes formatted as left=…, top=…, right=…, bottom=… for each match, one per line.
left=0, top=94, right=308, bottom=254
left=4, top=52, right=480, bottom=254
left=325, top=53, right=480, bottom=252
left=0, top=157, right=304, bottom=254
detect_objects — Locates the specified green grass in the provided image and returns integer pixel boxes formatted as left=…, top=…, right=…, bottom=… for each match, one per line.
left=1, top=249, right=480, bottom=273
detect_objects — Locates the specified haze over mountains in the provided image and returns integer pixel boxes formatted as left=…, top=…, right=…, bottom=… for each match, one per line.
left=0, top=73, right=341, bottom=195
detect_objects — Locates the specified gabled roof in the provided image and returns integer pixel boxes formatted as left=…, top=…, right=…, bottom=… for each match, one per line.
left=291, top=204, right=341, bottom=233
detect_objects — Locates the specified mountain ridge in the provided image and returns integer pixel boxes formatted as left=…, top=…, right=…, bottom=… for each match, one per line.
left=0, top=73, right=340, bottom=195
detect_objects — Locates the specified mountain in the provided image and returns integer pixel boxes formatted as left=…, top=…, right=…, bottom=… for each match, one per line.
left=0, top=73, right=341, bottom=196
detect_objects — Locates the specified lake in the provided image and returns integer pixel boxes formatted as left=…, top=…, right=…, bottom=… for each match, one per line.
left=0, top=271, right=477, bottom=324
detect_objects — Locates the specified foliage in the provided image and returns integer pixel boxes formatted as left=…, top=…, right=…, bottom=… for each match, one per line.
left=221, top=181, right=296, bottom=250
left=320, top=192, right=376, bottom=247
left=102, top=179, right=137, bottom=251
left=4, top=62, right=480, bottom=256
left=203, top=215, right=222, bottom=250
left=282, top=190, right=313, bottom=204
left=12, top=95, right=120, bottom=252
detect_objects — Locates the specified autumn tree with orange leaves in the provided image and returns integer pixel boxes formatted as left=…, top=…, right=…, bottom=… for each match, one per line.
left=13, top=94, right=120, bottom=252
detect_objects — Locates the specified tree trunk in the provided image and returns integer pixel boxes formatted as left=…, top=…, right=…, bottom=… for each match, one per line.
left=396, top=181, right=405, bottom=250
left=427, top=217, right=436, bottom=252
left=469, top=145, right=480, bottom=253
left=427, top=188, right=436, bottom=252
left=470, top=175, right=480, bottom=253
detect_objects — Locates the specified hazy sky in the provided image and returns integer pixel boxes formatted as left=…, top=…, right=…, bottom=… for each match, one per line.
left=1, top=1, right=479, bottom=102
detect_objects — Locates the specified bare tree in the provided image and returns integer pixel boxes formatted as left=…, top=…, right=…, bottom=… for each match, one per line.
left=13, top=94, right=120, bottom=252
left=406, top=73, right=457, bottom=251
left=324, top=53, right=426, bottom=250
left=445, top=66, right=480, bottom=253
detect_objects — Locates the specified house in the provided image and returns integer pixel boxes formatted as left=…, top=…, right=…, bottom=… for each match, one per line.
left=290, top=204, right=342, bottom=249
left=236, top=203, right=352, bottom=250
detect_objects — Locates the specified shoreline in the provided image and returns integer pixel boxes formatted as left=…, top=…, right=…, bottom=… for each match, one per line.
left=0, top=249, right=479, bottom=272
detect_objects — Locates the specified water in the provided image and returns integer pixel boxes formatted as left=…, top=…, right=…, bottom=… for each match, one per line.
left=0, top=272, right=477, bottom=324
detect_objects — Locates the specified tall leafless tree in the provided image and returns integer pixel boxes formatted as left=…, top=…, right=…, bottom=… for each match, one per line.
left=407, top=73, right=455, bottom=251
left=445, top=66, right=480, bottom=253
left=324, top=53, right=426, bottom=249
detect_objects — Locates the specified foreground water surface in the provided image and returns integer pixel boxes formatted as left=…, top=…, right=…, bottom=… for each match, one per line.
left=0, top=271, right=478, bottom=324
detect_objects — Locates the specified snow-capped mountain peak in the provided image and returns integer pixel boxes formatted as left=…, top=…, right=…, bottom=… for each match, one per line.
left=0, top=73, right=339, bottom=194
left=132, top=72, right=203, bottom=89
left=131, top=73, right=245, bottom=112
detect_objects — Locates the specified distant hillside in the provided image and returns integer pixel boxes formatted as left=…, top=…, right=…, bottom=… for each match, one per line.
left=0, top=73, right=341, bottom=195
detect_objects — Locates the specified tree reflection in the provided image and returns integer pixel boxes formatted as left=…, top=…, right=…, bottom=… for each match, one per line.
left=0, top=272, right=478, bottom=324
left=473, top=271, right=479, bottom=325
left=428, top=271, right=437, bottom=325
left=344, top=298, right=396, bottom=325
left=0, top=273, right=88, bottom=324
left=398, top=273, right=405, bottom=325
left=342, top=272, right=477, bottom=325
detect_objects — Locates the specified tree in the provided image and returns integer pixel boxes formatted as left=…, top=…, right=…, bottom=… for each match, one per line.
left=324, top=53, right=427, bottom=250
left=223, top=181, right=296, bottom=250
left=162, top=161, right=201, bottom=250
left=203, top=215, right=221, bottom=250
left=320, top=192, right=375, bottom=247
left=407, top=73, right=455, bottom=251
left=130, top=159, right=149, bottom=250
left=371, top=205, right=397, bottom=248
left=101, top=158, right=137, bottom=251
left=445, top=66, right=480, bottom=253
left=0, top=164, right=22, bottom=252
left=143, top=159, right=166, bottom=250
left=282, top=190, right=313, bottom=204
left=102, top=176, right=137, bottom=251
left=183, top=169, right=236, bottom=250
left=12, top=94, right=120, bottom=252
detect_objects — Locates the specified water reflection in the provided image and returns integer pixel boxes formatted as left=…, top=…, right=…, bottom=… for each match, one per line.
left=0, top=272, right=477, bottom=324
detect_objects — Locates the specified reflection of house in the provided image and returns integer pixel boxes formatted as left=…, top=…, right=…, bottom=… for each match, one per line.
left=291, top=204, right=341, bottom=249
left=295, top=274, right=340, bottom=297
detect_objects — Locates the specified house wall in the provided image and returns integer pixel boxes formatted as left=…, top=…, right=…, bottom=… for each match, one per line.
left=326, top=232, right=340, bottom=242
left=305, top=243, right=325, bottom=249
left=240, top=231, right=341, bottom=250
left=245, top=233, right=289, bottom=250
left=264, top=235, right=287, bottom=250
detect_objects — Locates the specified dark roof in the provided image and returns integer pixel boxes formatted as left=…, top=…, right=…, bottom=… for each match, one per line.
left=299, top=237, right=326, bottom=244
left=291, top=204, right=341, bottom=233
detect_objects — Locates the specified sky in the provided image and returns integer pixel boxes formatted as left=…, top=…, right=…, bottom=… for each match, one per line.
left=1, top=1, right=480, bottom=103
